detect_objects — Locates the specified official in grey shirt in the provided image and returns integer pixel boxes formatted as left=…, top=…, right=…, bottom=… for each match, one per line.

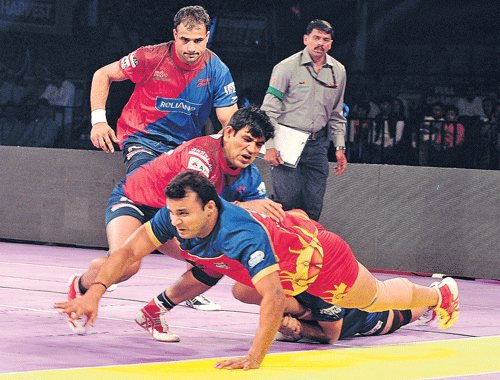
left=261, top=19, right=347, bottom=221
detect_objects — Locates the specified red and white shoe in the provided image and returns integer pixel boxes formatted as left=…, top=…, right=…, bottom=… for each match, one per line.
left=66, top=274, right=88, bottom=335
left=135, top=298, right=180, bottom=342
left=431, top=277, right=460, bottom=329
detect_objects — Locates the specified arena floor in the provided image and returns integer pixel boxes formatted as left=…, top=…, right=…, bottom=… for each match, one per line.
left=1, top=241, right=499, bottom=379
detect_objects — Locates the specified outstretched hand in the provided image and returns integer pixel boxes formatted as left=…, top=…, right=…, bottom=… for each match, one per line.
left=238, top=199, right=285, bottom=222
left=214, top=355, right=261, bottom=371
left=54, top=293, right=101, bottom=327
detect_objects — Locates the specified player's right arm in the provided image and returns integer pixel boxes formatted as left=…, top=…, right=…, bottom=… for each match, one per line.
left=90, top=60, right=125, bottom=152
left=54, top=224, right=159, bottom=325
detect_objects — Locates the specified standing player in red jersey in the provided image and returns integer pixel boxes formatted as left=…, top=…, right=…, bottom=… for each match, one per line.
left=88, top=5, right=238, bottom=310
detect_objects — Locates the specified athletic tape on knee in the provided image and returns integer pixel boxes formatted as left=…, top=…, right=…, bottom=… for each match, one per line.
left=362, top=278, right=414, bottom=312
left=191, top=266, right=221, bottom=287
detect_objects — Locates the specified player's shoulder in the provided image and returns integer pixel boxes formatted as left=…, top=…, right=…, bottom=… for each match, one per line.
left=140, top=42, right=171, bottom=53
left=183, top=135, right=221, bottom=156
left=203, top=48, right=230, bottom=69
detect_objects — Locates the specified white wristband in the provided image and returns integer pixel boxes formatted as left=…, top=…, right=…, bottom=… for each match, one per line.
left=91, top=109, right=107, bottom=126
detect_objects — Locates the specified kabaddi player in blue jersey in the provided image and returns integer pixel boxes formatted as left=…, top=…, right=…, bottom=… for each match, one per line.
left=56, top=171, right=459, bottom=370
left=88, top=5, right=238, bottom=310
left=90, top=5, right=238, bottom=168
left=64, top=106, right=284, bottom=334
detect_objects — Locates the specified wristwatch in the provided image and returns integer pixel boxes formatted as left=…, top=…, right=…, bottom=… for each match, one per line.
left=335, top=146, right=345, bottom=151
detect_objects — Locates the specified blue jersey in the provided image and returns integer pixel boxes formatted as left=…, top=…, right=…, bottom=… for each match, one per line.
left=117, top=41, right=237, bottom=149
left=145, top=199, right=279, bottom=286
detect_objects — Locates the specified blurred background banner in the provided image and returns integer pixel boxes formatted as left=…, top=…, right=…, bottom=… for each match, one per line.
left=0, top=0, right=73, bottom=35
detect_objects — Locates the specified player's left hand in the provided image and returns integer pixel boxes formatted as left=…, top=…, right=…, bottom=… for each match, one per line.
left=214, top=355, right=261, bottom=370
left=334, top=150, right=347, bottom=175
left=237, top=199, right=285, bottom=222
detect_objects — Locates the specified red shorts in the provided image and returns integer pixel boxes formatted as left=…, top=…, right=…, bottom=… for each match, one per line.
left=304, top=224, right=359, bottom=304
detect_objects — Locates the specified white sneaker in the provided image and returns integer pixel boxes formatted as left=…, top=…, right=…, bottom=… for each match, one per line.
left=185, top=294, right=221, bottom=311
left=66, top=274, right=88, bottom=335
left=135, top=298, right=180, bottom=342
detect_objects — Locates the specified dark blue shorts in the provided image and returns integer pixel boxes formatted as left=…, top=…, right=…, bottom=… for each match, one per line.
left=122, top=139, right=177, bottom=174
left=105, top=183, right=160, bottom=225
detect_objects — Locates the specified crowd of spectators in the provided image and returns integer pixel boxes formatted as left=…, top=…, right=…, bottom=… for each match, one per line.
left=345, top=88, right=500, bottom=170
left=1, top=0, right=499, bottom=170
left=2, top=57, right=500, bottom=171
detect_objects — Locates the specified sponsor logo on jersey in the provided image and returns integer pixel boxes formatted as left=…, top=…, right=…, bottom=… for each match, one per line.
left=319, top=305, right=342, bottom=317
left=224, top=82, right=236, bottom=95
left=197, top=78, right=212, bottom=87
left=187, top=156, right=210, bottom=177
left=120, top=56, right=131, bottom=69
left=188, top=148, right=212, bottom=169
left=298, top=82, right=309, bottom=89
left=257, top=181, right=266, bottom=196
left=156, top=97, right=200, bottom=114
left=153, top=70, right=171, bottom=82
left=248, top=251, right=265, bottom=267
left=214, top=263, right=230, bottom=269
left=131, top=55, right=138, bottom=67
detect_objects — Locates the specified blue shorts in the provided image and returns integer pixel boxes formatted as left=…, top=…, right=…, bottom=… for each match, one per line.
left=294, top=291, right=344, bottom=322
left=105, top=182, right=160, bottom=225
left=122, top=138, right=178, bottom=174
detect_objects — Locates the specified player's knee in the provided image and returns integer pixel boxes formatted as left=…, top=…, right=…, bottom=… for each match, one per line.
left=232, top=282, right=246, bottom=301
left=232, top=283, right=260, bottom=304
left=89, top=256, right=107, bottom=272
left=363, top=278, right=415, bottom=312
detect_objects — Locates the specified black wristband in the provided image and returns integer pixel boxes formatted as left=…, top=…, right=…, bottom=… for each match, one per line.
left=90, top=281, right=108, bottom=290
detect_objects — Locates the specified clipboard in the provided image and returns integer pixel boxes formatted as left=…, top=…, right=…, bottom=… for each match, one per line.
left=258, top=124, right=310, bottom=168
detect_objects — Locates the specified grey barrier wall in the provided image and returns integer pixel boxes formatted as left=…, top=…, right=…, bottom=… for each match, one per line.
left=0, top=146, right=125, bottom=248
left=1, top=145, right=499, bottom=280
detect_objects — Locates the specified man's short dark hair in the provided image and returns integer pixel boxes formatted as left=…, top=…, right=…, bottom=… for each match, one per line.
left=226, top=105, right=274, bottom=141
left=306, top=19, right=334, bottom=38
left=173, top=5, right=211, bottom=32
left=165, top=171, right=222, bottom=211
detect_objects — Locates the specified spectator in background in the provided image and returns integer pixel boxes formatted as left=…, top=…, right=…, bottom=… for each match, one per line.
left=349, top=101, right=372, bottom=163
left=417, top=101, right=445, bottom=166
left=18, top=98, right=60, bottom=148
left=481, top=96, right=496, bottom=123
left=0, top=101, right=26, bottom=146
left=0, top=67, right=26, bottom=106
left=456, top=88, right=485, bottom=119
left=475, top=97, right=499, bottom=169
left=40, top=70, right=76, bottom=135
left=371, top=95, right=405, bottom=164
left=391, top=97, right=410, bottom=164
left=20, top=66, right=50, bottom=107
left=433, top=105, right=465, bottom=167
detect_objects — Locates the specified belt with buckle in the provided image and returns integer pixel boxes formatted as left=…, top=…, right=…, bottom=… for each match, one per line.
left=308, top=127, right=327, bottom=140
